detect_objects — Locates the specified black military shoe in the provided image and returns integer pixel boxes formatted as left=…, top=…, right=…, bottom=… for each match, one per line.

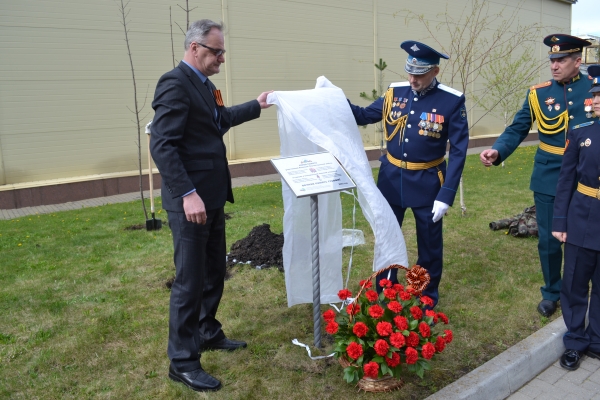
left=537, top=300, right=557, bottom=317
left=560, top=349, right=583, bottom=371
left=199, top=337, right=247, bottom=352
left=168, top=365, right=221, bottom=392
left=586, top=349, right=600, bottom=359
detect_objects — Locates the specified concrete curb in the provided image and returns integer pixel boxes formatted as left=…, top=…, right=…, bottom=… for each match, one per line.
left=425, top=317, right=566, bottom=400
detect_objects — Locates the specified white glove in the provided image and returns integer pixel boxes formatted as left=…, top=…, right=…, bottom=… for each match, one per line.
left=431, top=200, right=449, bottom=223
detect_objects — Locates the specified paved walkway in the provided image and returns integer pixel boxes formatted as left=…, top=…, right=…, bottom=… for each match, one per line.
left=5, top=142, right=598, bottom=399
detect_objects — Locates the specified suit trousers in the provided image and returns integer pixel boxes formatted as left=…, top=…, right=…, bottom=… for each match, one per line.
left=534, top=192, right=563, bottom=302
left=375, top=204, right=443, bottom=307
left=167, top=207, right=227, bottom=372
left=561, top=243, right=600, bottom=352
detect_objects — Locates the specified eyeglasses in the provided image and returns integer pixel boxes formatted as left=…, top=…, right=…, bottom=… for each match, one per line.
left=196, top=42, right=226, bottom=57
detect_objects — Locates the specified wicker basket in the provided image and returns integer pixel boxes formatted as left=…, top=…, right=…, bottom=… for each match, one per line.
left=336, top=264, right=430, bottom=392
left=338, top=355, right=404, bottom=392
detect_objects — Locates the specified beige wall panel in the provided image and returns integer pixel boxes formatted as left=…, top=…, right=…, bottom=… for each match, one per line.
left=0, top=0, right=576, bottom=186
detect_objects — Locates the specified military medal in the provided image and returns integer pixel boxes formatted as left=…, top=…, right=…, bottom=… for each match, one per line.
left=400, top=98, right=407, bottom=109
left=585, top=98, right=593, bottom=117
left=554, top=103, right=561, bottom=111
left=585, top=138, right=591, bottom=147
left=433, top=114, right=440, bottom=131
left=419, top=129, right=425, bottom=135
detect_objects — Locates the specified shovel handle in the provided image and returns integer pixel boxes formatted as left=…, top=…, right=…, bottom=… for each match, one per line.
left=146, top=130, right=155, bottom=214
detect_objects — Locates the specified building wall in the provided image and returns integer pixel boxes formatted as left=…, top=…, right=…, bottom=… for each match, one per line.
left=0, top=0, right=571, bottom=187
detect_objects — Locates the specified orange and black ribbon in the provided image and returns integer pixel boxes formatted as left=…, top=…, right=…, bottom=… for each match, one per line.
left=213, top=89, right=224, bottom=106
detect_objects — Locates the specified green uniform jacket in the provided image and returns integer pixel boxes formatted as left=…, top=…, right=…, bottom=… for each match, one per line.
left=492, top=73, right=593, bottom=196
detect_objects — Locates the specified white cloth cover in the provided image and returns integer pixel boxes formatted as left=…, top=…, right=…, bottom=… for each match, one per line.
left=268, top=77, right=409, bottom=307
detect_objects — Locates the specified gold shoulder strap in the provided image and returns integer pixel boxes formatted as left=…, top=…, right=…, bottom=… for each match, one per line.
left=383, top=88, right=408, bottom=141
left=528, top=88, right=569, bottom=135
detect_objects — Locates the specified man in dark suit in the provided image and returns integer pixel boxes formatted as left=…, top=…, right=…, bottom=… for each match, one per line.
left=150, top=19, right=272, bottom=392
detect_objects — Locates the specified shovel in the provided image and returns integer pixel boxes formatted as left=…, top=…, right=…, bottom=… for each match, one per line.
left=145, top=121, right=162, bottom=231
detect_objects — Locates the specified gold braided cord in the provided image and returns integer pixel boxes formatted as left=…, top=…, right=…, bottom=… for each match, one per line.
left=386, top=153, right=445, bottom=170
left=382, top=88, right=408, bottom=141
left=539, top=142, right=565, bottom=155
left=577, top=182, right=600, bottom=200
left=528, top=89, right=569, bottom=135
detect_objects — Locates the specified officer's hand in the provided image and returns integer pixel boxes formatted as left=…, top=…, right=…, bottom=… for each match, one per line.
left=480, top=149, right=499, bottom=167
left=183, top=192, right=207, bottom=225
left=257, top=91, right=274, bottom=109
left=431, top=201, right=449, bottom=223
left=552, top=231, right=567, bottom=243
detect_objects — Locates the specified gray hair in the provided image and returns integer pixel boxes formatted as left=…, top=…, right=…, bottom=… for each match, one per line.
left=184, top=19, right=224, bottom=50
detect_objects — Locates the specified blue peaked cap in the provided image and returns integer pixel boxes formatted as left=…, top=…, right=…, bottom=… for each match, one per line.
left=587, top=65, right=600, bottom=94
left=400, top=41, right=449, bottom=75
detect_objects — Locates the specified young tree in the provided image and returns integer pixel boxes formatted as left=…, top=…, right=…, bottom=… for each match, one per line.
left=359, top=59, right=387, bottom=152
left=400, top=0, right=543, bottom=214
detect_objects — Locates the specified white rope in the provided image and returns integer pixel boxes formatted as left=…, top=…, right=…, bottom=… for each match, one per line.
left=341, top=189, right=358, bottom=289
left=291, top=339, right=335, bottom=360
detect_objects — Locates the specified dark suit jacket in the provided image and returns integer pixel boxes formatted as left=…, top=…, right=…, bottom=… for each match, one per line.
left=150, top=62, right=261, bottom=212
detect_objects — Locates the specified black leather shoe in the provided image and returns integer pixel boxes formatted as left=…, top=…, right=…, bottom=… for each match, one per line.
left=560, top=349, right=583, bottom=371
left=199, top=337, right=247, bottom=352
left=537, top=300, right=557, bottom=317
left=168, top=365, right=221, bottom=392
left=587, top=349, right=600, bottom=359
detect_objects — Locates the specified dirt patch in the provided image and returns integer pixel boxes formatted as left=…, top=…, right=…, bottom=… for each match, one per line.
left=227, top=224, right=284, bottom=272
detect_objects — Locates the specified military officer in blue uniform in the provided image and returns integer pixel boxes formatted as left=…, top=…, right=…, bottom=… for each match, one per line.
left=348, top=41, right=469, bottom=307
left=480, top=34, right=593, bottom=318
left=551, top=64, right=600, bottom=371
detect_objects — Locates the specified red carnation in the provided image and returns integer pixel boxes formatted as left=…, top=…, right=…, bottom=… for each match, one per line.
left=399, top=291, right=412, bottom=301
left=406, top=331, right=419, bottom=347
left=406, top=287, right=417, bottom=295
left=388, top=301, right=403, bottom=313
left=368, top=304, right=384, bottom=319
left=385, top=352, right=401, bottom=367
left=363, top=361, right=379, bottom=379
left=425, top=309, right=438, bottom=324
left=435, top=336, right=446, bottom=353
left=390, top=332, right=406, bottom=348
left=438, top=312, right=449, bottom=324
left=376, top=321, right=393, bottom=337
left=383, top=288, right=397, bottom=300
left=346, top=342, right=364, bottom=360
left=338, top=288, right=352, bottom=300
left=347, top=303, right=360, bottom=315
left=421, top=342, right=435, bottom=360
left=359, top=279, right=373, bottom=289
left=353, top=322, right=368, bottom=338
left=379, top=278, right=392, bottom=289
left=374, top=339, right=390, bottom=356
left=365, top=290, right=378, bottom=302
left=410, top=306, right=423, bottom=320
left=420, top=296, right=434, bottom=307
left=419, top=321, right=431, bottom=338
left=323, top=309, right=336, bottom=322
left=326, top=321, right=339, bottom=334
left=405, top=347, right=418, bottom=364
left=393, top=283, right=405, bottom=292
left=444, top=329, right=453, bottom=343
left=394, top=315, right=409, bottom=331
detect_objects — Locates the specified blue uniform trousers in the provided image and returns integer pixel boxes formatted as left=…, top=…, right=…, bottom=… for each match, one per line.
left=376, top=204, right=443, bottom=307
left=561, top=243, right=600, bottom=352
left=534, top=192, right=563, bottom=302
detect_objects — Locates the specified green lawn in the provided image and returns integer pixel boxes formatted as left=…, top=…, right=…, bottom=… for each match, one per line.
left=0, top=147, right=557, bottom=399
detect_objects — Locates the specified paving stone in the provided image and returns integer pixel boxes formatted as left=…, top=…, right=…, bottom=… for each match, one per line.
left=562, top=365, right=593, bottom=385
left=537, top=365, right=568, bottom=384
left=554, top=378, right=595, bottom=399
left=516, top=382, right=543, bottom=398
left=506, top=392, right=531, bottom=400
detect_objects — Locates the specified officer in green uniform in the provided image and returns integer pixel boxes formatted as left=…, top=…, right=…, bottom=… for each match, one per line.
left=480, top=34, right=593, bottom=318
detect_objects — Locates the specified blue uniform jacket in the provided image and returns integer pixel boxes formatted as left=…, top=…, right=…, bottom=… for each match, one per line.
left=552, top=121, right=600, bottom=251
left=348, top=81, right=469, bottom=208
left=492, top=74, right=593, bottom=196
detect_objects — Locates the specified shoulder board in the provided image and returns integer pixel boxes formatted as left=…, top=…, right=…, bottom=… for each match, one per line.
left=530, top=81, right=551, bottom=90
left=572, top=121, right=594, bottom=130
left=389, top=81, right=410, bottom=88
left=437, top=84, right=463, bottom=97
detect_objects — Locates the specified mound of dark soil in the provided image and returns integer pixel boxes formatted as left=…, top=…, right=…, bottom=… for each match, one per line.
left=227, top=224, right=284, bottom=271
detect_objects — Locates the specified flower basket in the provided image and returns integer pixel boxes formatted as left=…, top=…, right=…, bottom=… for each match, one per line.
left=324, top=264, right=453, bottom=392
